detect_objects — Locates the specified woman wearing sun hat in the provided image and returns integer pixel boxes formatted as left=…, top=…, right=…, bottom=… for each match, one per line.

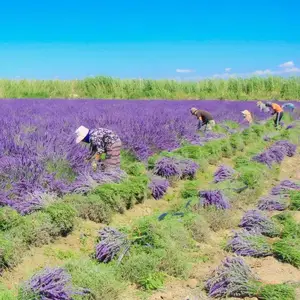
left=241, top=110, right=253, bottom=124
left=75, top=125, right=122, bottom=171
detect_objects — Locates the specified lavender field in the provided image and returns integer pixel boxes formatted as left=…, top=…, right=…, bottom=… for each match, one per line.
left=1, top=99, right=300, bottom=300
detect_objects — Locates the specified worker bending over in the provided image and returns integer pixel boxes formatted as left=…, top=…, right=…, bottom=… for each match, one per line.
left=256, top=101, right=269, bottom=113
left=282, top=103, right=295, bottom=112
left=241, top=110, right=253, bottom=124
left=75, top=126, right=122, bottom=171
left=265, top=102, right=284, bottom=129
left=190, top=107, right=215, bottom=131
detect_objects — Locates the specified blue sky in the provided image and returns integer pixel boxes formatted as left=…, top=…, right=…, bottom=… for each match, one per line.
left=1, top=0, right=300, bottom=79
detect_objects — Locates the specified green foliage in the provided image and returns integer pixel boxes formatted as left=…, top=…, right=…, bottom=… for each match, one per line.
left=65, top=194, right=113, bottom=224
left=92, top=174, right=149, bottom=211
left=180, top=180, right=199, bottom=199
left=273, top=237, right=300, bottom=268
left=0, top=284, right=16, bottom=300
left=229, top=133, right=245, bottom=152
left=251, top=282, right=296, bottom=300
left=65, top=258, right=126, bottom=300
left=184, top=214, right=211, bottom=243
left=119, top=250, right=162, bottom=289
left=272, top=212, right=300, bottom=238
left=0, top=232, right=25, bottom=268
left=236, top=161, right=267, bottom=189
left=289, top=191, right=300, bottom=211
left=2, top=76, right=300, bottom=99
left=201, top=207, right=239, bottom=232
left=45, top=202, right=77, bottom=236
left=10, top=212, right=56, bottom=246
left=138, top=272, right=166, bottom=290
left=46, top=158, right=77, bottom=182
left=0, top=207, right=22, bottom=231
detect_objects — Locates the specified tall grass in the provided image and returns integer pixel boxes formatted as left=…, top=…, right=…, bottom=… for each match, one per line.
left=1, top=76, right=300, bottom=100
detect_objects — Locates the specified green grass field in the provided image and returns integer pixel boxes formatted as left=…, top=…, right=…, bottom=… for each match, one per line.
left=1, top=76, right=300, bottom=100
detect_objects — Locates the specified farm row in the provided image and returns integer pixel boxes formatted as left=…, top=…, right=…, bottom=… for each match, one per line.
left=0, top=76, right=300, bottom=99
left=1, top=101, right=300, bottom=299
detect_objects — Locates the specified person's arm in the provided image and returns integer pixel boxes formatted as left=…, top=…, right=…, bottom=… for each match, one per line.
left=197, top=116, right=203, bottom=129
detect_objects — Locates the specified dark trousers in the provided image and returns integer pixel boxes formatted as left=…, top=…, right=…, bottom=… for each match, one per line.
left=274, top=112, right=283, bottom=128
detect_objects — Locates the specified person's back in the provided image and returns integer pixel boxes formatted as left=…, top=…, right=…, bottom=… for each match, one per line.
left=271, top=103, right=283, bottom=113
left=195, top=109, right=213, bottom=123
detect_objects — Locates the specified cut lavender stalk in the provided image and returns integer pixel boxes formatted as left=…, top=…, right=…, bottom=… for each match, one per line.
left=199, top=190, right=230, bottom=209
left=153, top=157, right=181, bottom=178
left=226, top=230, right=272, bottom=257
left=96, top=227, right=129, bottom=263
left=239, top=210, right=280, bottom=237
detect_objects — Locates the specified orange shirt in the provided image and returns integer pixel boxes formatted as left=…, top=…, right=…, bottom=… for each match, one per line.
left=271, top=103, right=283, bottom=113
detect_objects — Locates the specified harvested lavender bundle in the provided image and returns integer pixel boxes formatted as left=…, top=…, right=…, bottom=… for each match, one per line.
left=205, top=257, right=257, bottom=298
left=22, top=267, right=76, bottom=300
left=178, top=159, right=199, bottom=179
left=257, top=195, right=289, bottom=211
left=214, top=165, right=235, bottom=183
left=153, top=157, right=199, bottom=179
left=271, top=180, right=300, bottom=196
left=153, top=157, right=182, bottom=178
left=96, top=227, right=129, bottom=263
left=149, top=176, right=169, bottom=200
left=199, top=190, right=230, bottom=209
left=239, top=210, right=280, bottom=237
left=226, top=230, right=272, bottom=257
left=273, top=140, right=297, bottom=157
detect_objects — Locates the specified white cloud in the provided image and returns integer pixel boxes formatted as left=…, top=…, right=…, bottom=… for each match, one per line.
left=279, top=61, right=295, bottom=68
left=282, top=67, right=300, bottom=73
left=176, top=69, right=195, bottom=73
left=253, top=69, right=273, bottom=75
left=225, top=68, right=231, bottom=72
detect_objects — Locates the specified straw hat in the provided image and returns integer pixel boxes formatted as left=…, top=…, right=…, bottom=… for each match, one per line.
left=190, top=107, right=198, bottom=114
left=241, top=110, right=251, bottom=116
left=75, top=125, right=89, bottom=144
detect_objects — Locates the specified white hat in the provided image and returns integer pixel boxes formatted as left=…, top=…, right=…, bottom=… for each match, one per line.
left=75, top=125, right=89, bottom=144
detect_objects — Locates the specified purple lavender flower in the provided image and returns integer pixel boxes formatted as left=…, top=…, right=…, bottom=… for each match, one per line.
left=227, top=230, right=272, bottom=257
left=214, top=165, right=235, bottom=183
left=23, top=267, right=75, bottom=300
left=199, top=190, right=230, bottom=209
left=149, top=176, right=169, bottom=200
left=257, top=195, right=289, bottom=211
left=205, top=256, right=257, bottom=298
left=239, top=210, right=279, bottom=237
left=96, top=227, right=129, bottom=263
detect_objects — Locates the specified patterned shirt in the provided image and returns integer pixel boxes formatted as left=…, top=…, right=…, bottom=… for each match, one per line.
left=89, top=128, right=121, bottom=155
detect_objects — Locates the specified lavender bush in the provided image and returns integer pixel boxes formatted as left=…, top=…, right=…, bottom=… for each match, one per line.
left=214, top=165, right=235, bottom=183
left=273, top=140, right=297, bottom=157
left=199, top=190, right=230, bottom=209
left=149, top=176, right=169, bottom=200
left=227, top=230, right=272, bottom=257
left=96, top=227, right=129, bottom=263
left=239, top=210, right=280, bottom=237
